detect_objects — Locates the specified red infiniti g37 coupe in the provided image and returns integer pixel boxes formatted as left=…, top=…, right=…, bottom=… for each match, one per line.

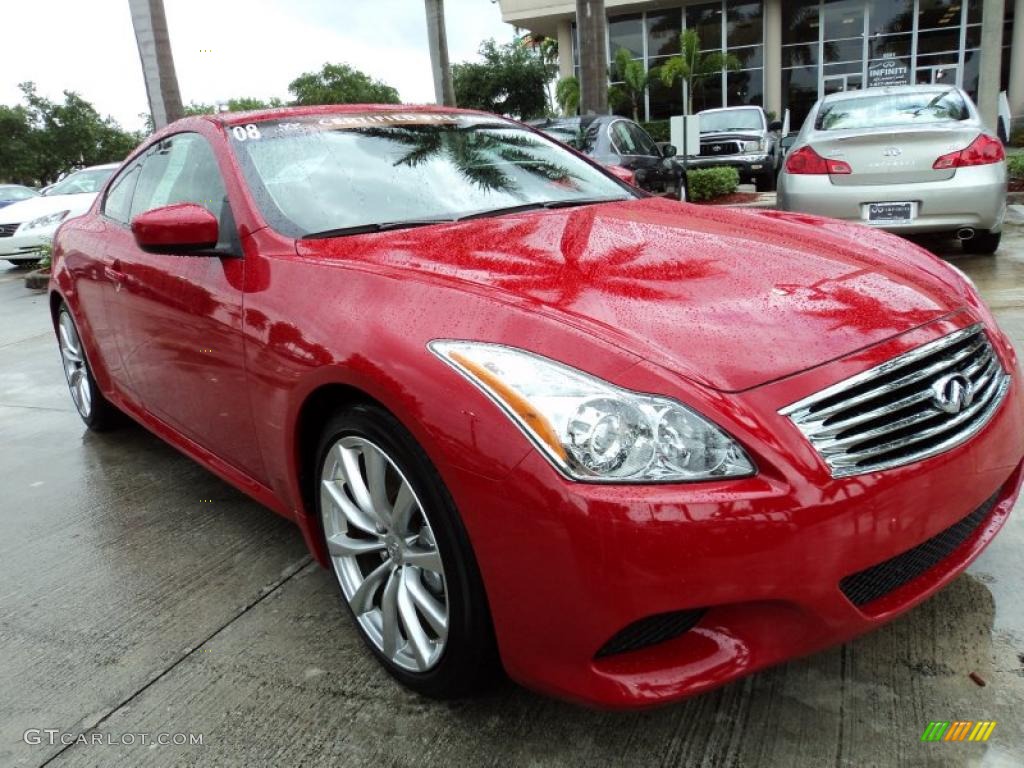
left=50, top=105, right=1023, bottom=709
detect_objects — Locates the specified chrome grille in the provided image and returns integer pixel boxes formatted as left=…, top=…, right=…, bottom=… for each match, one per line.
left=781, top=325, right=1011, bottom=477
left=0, top=223, right=19, bottom=237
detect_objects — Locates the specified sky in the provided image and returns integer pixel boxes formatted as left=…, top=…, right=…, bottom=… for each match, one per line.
left=0, top=0, right=516, bottom=132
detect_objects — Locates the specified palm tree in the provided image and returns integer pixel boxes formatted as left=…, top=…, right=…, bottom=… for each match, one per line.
left=556, top=76, right=581, bottom=116
left=351, top=125, right=574, bottom=195
left=424, top=0, right=456, bottom=107
left=128, top=0, right=183, bottom=130
left=659, top=29, right=741, bottom=115
left=576, top=0, right=608, bottom=115
left=610, top=48, right=652, bottom=122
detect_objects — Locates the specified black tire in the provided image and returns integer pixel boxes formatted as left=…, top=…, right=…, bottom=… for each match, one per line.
left=961, top=230, right=1001, bottom=255
left=755, top=170, right=776, bottom=192
left=8, top=259, right=41, bottom=268
left=315, top=402, right=500, bottom=699
left=56, top=305, right=121, bottom=431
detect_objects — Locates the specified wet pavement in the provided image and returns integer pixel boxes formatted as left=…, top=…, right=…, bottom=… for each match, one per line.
left=1, top=221, right=1023, bottom=768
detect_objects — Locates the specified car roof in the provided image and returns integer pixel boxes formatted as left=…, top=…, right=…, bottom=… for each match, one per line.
left=697, top=106, right=762, bottom=114
left=820, top=84, right=964, bottom=103
left=206, top=103, right=503, bottom=127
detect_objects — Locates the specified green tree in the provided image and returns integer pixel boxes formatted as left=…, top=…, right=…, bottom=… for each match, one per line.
left=659, top=29, right=741, bottom=114
left=609, top=48, right=653, bottom=122
left=6, top=83, right=141, bottom=184
left=452, top=39, right=549, bottom=120
left=288, top=63, right=400, bottom=106
left=0, top=105, right=36, bottom=184
left=555, top=76, right=580, bottom=116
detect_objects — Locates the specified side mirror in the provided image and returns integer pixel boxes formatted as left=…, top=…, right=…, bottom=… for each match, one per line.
left=768, top=120, right=783, bottom=132
left=131, top=203, right=219, bottom=255
left=606, top=164, right=637, bottom=186
left=661, top=144, right=678, bottom=158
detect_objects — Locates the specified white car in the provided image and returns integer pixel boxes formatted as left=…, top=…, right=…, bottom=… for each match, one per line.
left=0, top=164, right=118, bottom=265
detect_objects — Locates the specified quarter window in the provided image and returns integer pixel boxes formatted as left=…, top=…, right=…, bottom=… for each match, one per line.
left=102, top=164, right=141, bottom=225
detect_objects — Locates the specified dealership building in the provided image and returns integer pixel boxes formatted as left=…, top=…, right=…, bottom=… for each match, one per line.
left=498, top=1, right=1023, bottom=131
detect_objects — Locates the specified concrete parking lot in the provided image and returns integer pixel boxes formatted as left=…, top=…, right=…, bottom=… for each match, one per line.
left=2, top=220, right=1024, bottom=768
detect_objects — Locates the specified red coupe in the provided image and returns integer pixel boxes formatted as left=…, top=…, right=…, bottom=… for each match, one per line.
left=50, top=105, right=1023, bottom=709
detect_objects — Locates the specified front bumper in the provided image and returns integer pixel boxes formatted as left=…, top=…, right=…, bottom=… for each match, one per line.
left=0, top=227, right=51, bottom=259
left=446, top=315, right=1024, bottom=709
left=688, top=153, right=772, bottom=179
left=777, top=165, right=1007, bottom=234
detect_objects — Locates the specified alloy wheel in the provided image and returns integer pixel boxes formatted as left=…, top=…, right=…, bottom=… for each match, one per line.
left=58, top=311, right=92, bottom=419
left=320, top=436, right=449, bottom=672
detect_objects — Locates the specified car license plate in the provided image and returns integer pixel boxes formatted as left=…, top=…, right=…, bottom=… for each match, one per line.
left=867, top=202, right=914, bottom=222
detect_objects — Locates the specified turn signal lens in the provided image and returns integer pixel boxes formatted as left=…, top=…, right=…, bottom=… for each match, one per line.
left=933, top=133, right=1005, bottom=170
left=785, top=146, right=851, bottom=175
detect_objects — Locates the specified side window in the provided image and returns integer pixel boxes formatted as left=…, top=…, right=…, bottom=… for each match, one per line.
left=131, top=133, right=229, bottom=224
left=609, top=121, right=640, bottom=155
left=103, top=164, right=141, bottom=224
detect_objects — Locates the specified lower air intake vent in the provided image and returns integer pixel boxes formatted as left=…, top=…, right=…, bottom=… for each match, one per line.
left=840, top=487, right=1003, bottom=608
left=595, top=609, right=706, bottom=658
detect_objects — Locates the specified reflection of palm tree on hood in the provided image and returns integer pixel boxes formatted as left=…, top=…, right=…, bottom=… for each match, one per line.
left=351, top=126, right=576, bottom=195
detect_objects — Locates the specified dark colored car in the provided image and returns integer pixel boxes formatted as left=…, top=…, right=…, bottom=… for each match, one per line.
left=0, top=184, right=39, bottom=210
left=531, top=116, right=685, bottom=199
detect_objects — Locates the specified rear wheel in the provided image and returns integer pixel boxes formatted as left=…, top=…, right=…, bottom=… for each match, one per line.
left=315, top=403, right=499, bottom=698
left=962, top=230, right=1001, bottom=255
left=57, top=306, right=119, bottom=430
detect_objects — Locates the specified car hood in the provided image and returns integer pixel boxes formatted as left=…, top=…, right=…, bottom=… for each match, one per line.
left=296, top=198, right=966, bottom=392
left=0, top=192, right=97, bottom=225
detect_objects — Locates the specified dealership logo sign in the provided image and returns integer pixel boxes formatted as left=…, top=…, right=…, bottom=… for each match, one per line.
left=931, top=373, right=975, bottom=414
left=921, top=721, right=996, bottom=742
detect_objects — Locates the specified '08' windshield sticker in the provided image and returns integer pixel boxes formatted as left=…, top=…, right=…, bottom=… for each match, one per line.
left=229, top=113, right=467, bottom=142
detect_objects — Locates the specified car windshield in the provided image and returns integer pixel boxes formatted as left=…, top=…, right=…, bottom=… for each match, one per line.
left=815, top=90, right=970, bottom=131
left=699, top=109, right=763, bottom=133
left=229, top=112, right=633, bottom=237
left=0, top=185, right=37, bottom=201
left=45, top=168, right=114, bottom=196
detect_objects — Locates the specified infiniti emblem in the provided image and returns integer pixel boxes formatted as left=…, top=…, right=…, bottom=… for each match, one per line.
left=882, top=146, right=902, bottom=157
left=931, top=373, right=975, bottom=414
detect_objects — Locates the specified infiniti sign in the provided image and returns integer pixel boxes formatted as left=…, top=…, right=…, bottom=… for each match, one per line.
left=931, top=373, right=975, bottom=414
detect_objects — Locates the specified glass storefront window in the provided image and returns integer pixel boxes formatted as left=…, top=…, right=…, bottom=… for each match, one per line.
left=726, top=1, right=763, bottom=48
left=868, top=0, right=914, bottom=34
left=646, top=9, right=682, bottom=58
left=824, top=37, right=865, bottom=64
left=783, top=66, right=819, bottom=129
left=784, top=2, right=820, bottom=45
left=687, top=3, right=724, bottom=50
left=918, top=0, right=963, bottom=30
left=732, top=44, right=763, bottom=69
left=609, top=14, right=644, bottom=60
left=690, top=73, right=724, bottom=113
left=647, top=62, right=685, bottom=119
left=727, top=69, right=764, bottom=107
left=823, top=0, right=865, bottom=41
left=869, top=33, right=912, bottom=58
left=916, top=27, right=962, bottom=55
left=783, top=43, right=818, bottom=68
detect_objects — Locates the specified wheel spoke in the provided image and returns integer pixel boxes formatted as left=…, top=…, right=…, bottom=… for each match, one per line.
left=391, top=481, right=417, bottom=535
left=397, top=569, right=433, bottom=669
left=321, top=478, right=377, bottom=535
left=363, top=447, right=391, bottom=526
left=59, top=321, right=81, bottom=359
left=326, top=532, right=385, bottom=557
left=339, top=446, right=380, bottom=523
left=79, top=377, right=91, bottom=414
left=404, top=545, right=443, bottom=573
left=405, top=570, right=448, bottom=639
left=349, top=559, right=392, bottom=616
left=380, top=570, right=401, bottom=659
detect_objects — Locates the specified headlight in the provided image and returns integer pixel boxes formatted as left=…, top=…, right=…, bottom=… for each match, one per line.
left=430, top=341, right=755, bottom=483
left=743, top=140, right=763, bottom=154
left=23, top=210, right=69, bottom=230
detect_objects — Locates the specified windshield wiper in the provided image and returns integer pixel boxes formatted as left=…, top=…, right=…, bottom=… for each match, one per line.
left=301, top=218, right=455, bottom=239
left=457, top=196, right=629, bottom=222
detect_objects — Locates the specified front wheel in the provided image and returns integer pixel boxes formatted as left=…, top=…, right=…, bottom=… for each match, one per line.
left=315, top=403, right=499, bottom=698
left=962, top=230, right=1000, bottom=255
left=57, top=306, right=120, bottom=430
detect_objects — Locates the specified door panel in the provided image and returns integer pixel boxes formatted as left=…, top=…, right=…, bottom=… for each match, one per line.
left=109, top=132, right=265, bottom=481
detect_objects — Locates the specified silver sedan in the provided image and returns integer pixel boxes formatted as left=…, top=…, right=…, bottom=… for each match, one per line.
left=777, top=85, right=1007, bottom=255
